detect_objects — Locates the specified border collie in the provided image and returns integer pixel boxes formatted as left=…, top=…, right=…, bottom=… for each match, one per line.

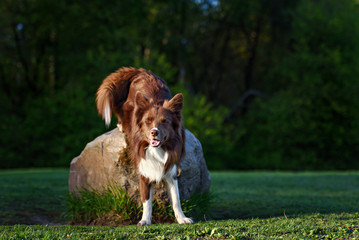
left=96, top=67, right=193, bottom=226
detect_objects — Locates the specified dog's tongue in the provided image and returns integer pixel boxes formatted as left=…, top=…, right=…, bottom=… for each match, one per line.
left=150, top=139, right=161, bottom=147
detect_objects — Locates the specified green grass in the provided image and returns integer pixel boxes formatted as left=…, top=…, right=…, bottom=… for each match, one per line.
left=210, top=171, right=359, bottom=219
left=67, top=184, right=211, bottom=225
left=0, top=169, right=69, bottom=225
left=1, top=214, right=359, bottom=239
left=0, top=169, right=359, bottom=239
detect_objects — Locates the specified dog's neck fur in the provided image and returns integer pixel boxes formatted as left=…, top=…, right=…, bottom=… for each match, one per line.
left=138, top=146, right=176, bottom=183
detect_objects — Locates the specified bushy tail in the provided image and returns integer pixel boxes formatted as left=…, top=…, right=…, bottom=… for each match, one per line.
left=96, top=67, right=142, bottom=127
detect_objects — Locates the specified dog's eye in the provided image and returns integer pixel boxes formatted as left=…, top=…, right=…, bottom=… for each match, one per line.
left=145, top=117, right=153, bottom=124
left=160, top=118, right=169, bottom=124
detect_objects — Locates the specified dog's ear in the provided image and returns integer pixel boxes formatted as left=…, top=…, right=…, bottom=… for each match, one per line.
left=135, top=92, right=150, bottom=125
left=135, top=92, right=150, bottom=109
left=165, top=93, right=183, bottom=113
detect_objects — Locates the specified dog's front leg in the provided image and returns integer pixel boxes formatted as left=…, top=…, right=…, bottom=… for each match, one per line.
left=165, top=174, right=193, bottom=224
left=138, top=175, right=153, bottom=226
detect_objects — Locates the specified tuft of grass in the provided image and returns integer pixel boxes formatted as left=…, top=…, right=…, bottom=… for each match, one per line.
left=66, top=183, right=212, bottom=226
left=66, top=184, right=141, bottom=225
left=181, top=191, right=212, bottom=220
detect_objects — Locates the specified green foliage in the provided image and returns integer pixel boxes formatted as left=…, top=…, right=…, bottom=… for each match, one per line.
left=173, top=85, right=239, bottom=170
left=66, top=183, right=211, bottom=225
left=1, top=0, right=359, bottom=170
left=0, top=86, right=107, bottom=168
left=235, top=0, right=359, bottom=170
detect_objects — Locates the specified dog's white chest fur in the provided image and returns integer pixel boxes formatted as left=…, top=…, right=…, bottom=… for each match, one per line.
left=138, top=146, right=176, bottom=183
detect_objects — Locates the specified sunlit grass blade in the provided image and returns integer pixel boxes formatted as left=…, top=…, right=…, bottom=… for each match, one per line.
left=66, top=182, right=211, bottom=225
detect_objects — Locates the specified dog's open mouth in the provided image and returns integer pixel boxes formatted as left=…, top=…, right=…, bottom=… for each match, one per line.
left=150, top=138, right=161, bottom=147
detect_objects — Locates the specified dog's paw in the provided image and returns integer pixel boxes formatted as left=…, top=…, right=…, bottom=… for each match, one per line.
left=177, top=217, right=194, bottom=224
left=137, top=219, right=151, bottom=226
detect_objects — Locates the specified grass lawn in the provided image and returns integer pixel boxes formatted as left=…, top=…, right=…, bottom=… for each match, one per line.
left=0, top=169, right=69, bottom=225
left=0, top=169, right=359, bottom=239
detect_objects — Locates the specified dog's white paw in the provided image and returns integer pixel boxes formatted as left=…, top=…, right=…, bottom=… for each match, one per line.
left=177, top=217, right=193, bottom=224
left=137, top=220, right=151, bottom=226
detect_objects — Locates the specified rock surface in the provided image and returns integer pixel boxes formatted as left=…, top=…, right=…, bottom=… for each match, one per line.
left=69, top=126, right=211, bottom=204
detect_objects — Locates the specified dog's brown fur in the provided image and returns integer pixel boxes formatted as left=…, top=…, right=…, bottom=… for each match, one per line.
left=96, top=67, right=185, bottom=202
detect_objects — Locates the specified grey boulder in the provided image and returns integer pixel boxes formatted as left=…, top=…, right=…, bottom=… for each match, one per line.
left=69, top=125, right=211, bottom=204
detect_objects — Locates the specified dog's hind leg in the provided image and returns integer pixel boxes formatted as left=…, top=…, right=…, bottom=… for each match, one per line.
left=138, top=176, right=153, bottom=226
left=164, top=169, right=193, bottom=224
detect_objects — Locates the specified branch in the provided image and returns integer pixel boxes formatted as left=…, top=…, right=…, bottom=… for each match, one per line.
left=225, top=88, right=268, bottom=121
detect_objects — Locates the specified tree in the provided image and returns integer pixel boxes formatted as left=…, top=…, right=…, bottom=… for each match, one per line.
left=236, top=0, right=359, bottom=170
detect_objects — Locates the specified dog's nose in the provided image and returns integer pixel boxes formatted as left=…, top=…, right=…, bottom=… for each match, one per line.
left=150, top=128, right=159, bottom=137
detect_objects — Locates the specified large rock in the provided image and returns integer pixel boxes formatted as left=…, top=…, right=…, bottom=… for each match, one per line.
left=69, top=126, right=211, bottom=204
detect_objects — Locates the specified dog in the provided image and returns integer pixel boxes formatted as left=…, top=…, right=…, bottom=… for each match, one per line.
left=96, top=67, right=193, bottom=226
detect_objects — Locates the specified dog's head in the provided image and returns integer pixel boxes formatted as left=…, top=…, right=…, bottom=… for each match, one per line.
left=135, top=92, right=183, bottom=148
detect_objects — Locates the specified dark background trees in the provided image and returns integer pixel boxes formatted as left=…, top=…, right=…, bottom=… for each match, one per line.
left=1, top=0, right=359, bottom=170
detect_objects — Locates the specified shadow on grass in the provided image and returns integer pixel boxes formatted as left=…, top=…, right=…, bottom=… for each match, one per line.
left=0, top=169, right=69, bottom=225
left=1, top=169, right=358, bottom=225
left=210, top=171, right=359, bottom=220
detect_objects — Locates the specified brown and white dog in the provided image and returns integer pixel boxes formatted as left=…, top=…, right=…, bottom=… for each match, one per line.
left=96, top=67, right=193, bottom=226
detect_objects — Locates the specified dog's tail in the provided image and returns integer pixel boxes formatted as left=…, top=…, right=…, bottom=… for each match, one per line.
left=96, top=67, right=142, bottom=127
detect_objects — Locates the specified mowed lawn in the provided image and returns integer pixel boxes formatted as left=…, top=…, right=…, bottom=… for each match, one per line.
left=211, top=171, right=359, bottom=219
left=0, top=169, right=359, bottom=239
